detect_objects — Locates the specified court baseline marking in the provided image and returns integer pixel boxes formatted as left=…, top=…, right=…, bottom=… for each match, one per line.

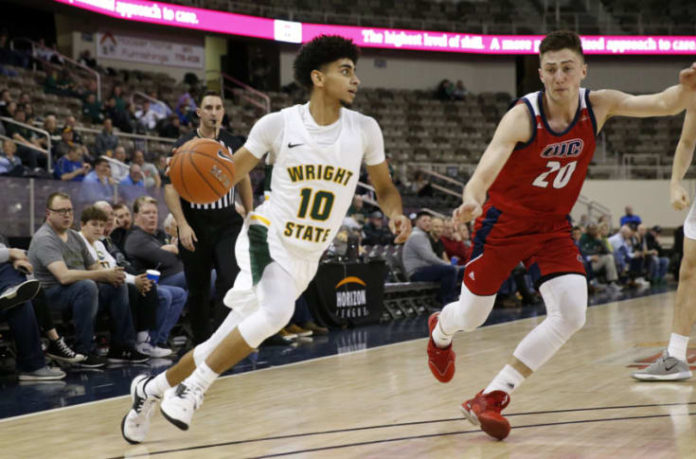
left=108, top=403, right=696, bottom=458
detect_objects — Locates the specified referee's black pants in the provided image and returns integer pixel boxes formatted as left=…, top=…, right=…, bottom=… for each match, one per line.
left=180, top=210, right=242, bottom=344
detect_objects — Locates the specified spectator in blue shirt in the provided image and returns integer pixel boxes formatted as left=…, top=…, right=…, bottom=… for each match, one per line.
left=120, top=164, right=145, bottom=187
left=619, top=205, right=642, bottom=231
left=53, top=145, right=90, bottom=181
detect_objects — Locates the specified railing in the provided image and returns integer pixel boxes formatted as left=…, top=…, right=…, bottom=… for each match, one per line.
left=130, top=91, right=173, bottom=116
left=206, top=70, right=271, bottom=114
left=11, top=37, right=102, bottom=101
left=71, top=125, right=176, bottom=156
left=0, top=117, right=52, bottom=170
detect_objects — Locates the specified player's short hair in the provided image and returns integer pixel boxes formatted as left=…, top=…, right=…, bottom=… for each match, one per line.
left=200, top=90, right=222, bottom=104
left=293, top=35, right=360, bottom=89
left=47, top=192, right=70, bottom=209
left=80, top=205, right=108, bottom=224
left=133, top=196, right=157, bottom=214
left=539, top=30, right=584, bottom=61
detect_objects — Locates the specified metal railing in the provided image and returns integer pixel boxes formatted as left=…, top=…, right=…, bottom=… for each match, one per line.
left=130, top=91, right=173, bottom=115
left=11, top=37, right=102, bottom=101
left=71, top=125, right=176, bottom=156
left=207, top=70, right=271, bottom=114
left=0, top=117, right=52, bottom=170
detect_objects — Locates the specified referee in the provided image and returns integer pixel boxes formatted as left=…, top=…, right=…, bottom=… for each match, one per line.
left=164, top=90, right=253, bottom=344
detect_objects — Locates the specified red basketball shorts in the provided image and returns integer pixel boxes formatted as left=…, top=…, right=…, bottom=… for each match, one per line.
left=464, top=205, right=586, bottom=296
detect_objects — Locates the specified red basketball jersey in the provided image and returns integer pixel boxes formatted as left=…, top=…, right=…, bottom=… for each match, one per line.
left=487, top=88, right=597, bottom=218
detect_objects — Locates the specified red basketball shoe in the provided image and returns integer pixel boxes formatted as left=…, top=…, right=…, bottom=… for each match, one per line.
left=461, top=390, right=511, bottom=440
left=427, top=312, right=455, bottom=383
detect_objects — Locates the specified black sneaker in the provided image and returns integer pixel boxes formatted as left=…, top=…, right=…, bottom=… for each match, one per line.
left=108, top=346, right=149, bottom=363
left=76, top=353, right=107, bottom=369
left=0, top=279, right=40, bottom=312
left=46, top=337, right=87, bottom=364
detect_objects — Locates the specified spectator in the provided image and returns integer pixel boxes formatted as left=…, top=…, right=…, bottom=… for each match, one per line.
left=136, top=100, right=159, bottom=131
left=77, top=49, right=97, bottom=69
left=436, top=79, right=455, bottom=101
left=53, top=145, right=90, bottom=181
left=94, top=118, right=119, bottom=156
left=120, top=164, right=145, bottom=187
left=362, top=210, right=394, bottom=246
left=441, top=217, right=471, bottom=265
left=82, top=157, right=115, bottom=201
left=0, top=138, right=25, bottom=176
left=0, top=88, right=12, bottom=116
left=108, top=146, right=130, bottom=182
left=125, top=196, right=186, bottom=289
left=85, top=202, right=179, bottom=357
left=410, top=170, right=433, bottom=197
left=43, top=114, right=61, bottom=144
left=63, top=115, right=83, bottom=144
left=428, top=216, right=449, bottom=262
left=147, top=90, right=172, bottom=119
left=402, top=212, right=458, bottom=305
left=175, top=91, right=196, bottom=125
left=111, top=85, right=126, bottom=112
left=158, top=115, right=181, bottom=138
left=0, top=237, right=66, bottom=380
left=453, top=80, right=468, bottom=100
left=27, top=192, right=147, bottom=366
left=608, top=224, right=633, bottom=277
left=82, top=92, right=104, bottom=124
left=115, top=102, right=138, bottom=134
left=643, top=224, right=670, bottom=285
left=620, top=205, right=642, bottom=231
left=6, top=105, right=40, bottom=149
left=579, top=223, right=622, bottom=290
left=111, top=202, right=132, bottom=253
left=131, top=149, right=161, bottom=188
left=52, top=125, right=77, bottom=159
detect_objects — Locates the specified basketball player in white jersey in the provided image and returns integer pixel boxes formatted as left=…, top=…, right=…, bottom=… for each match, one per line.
left=121, top=35, right=411, bottom=443
left=633, top=104, right=696, bottom=381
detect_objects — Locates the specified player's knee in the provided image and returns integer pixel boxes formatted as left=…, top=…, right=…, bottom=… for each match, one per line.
left=560, top=302, right=586, bottom=335
left=262, top=302, right=294, bottom=332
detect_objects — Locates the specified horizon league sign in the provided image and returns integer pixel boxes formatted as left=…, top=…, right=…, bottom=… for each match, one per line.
left=58, top=0, right=696, bottom=55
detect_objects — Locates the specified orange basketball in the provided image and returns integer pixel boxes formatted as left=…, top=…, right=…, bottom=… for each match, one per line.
left=169, top=138, right=236, bottom=204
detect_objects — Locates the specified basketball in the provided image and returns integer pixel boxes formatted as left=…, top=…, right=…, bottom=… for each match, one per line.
left=168, top=137, right=236, bottom=204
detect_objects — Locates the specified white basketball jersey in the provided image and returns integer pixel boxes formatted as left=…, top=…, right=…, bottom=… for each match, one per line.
left=251, top=104, right=380, bottom=262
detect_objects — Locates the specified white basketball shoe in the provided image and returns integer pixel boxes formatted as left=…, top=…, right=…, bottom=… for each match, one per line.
left=160, top=382, right=205, bottom=431
left=121, top=375, right=161, bottom=444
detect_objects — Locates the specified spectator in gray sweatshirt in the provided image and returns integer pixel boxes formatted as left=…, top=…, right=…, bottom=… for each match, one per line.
left=402, top=212, right=458, bottom=305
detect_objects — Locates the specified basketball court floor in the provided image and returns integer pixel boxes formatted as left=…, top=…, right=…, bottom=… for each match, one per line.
left=1, top=288, right=695, bottom=458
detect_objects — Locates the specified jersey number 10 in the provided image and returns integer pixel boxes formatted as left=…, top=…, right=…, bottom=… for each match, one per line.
left=532, top=160, right=578, bottom=189
left=298, top=188, right=335, bottom=221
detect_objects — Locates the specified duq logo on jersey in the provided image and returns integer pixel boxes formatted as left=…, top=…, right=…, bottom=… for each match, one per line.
left=540, top=138, right=584, bottom=159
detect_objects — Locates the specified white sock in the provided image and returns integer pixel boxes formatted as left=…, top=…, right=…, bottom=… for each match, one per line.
left=667, top=333, right=689, bottom=362
left=483, top=364, right=525, bottom=395
left=432, top=320, right=453, bottom=348
left=145, top=372, right=172, bottom=398
left=185, top=362, right=219, bottom=392
left=136, top=331, right=149, bottom=344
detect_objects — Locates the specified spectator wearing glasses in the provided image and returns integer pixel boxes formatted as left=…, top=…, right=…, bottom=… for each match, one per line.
left=27, top=192, right=148, bottom=366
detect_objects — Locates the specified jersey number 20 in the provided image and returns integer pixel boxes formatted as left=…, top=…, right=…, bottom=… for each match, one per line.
left=532, top=160, right=577, bottom=189
left=298, top=188, right=335, bottom=221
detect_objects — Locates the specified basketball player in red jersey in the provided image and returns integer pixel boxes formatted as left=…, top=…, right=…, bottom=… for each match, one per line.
left=426, top=30, right=696, bottom=440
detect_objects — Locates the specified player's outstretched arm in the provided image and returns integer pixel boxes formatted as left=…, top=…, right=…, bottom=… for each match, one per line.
left=454, top=104, right=531, bottom=224
left=671, top=105, right=696, bottom=211
left=366, top=161, right=412, bottom=243
left=592, top=63, right=696, bottom=124
left=230, top=147, right=261, bottom=187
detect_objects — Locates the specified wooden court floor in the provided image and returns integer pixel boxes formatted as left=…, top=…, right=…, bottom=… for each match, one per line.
left=1, top=292, right=695, bottom=458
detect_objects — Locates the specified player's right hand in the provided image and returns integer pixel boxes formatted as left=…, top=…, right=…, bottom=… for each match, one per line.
left=670, top=181, right=691, bottom=210
left=453, top=200, right=482, bottom=223
left=178, top=222, right=198, bottom=252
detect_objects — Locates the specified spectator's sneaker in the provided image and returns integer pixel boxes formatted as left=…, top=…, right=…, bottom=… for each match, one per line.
left=160, top=383, right=204, bottom=431
left=136, top=340, right=173, bottom=358
left=45, top=337, right=87, bottom=363
left=427, top=312, right=455, bottom=383
left=301, top=321, right=329, bottom=336
left=18, top=365, right=66, bottom=381
left=632, top=350, right=693, bottom=381
left=121, top=375, right=161, bottom=444
left=285, top=324, right=313, bottom=337
left=75, top=353, right=107, bottom=369
left=0, top=279, right=40, bottom=312
left=461, top=390, right=511, bottom=440
left=108, top=346, right=149, bottom=364
left=277, top=329, right=298, bottom=341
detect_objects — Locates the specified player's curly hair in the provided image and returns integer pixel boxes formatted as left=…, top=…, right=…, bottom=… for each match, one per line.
left=293, top=35, right=360, bottom=89
left=539, top=30, right=584, bottom=60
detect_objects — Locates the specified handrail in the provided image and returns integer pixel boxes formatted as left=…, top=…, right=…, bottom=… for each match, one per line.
left=417, top=168, right=465, bottom=188
left=430, top=183, right=462, bottom=199
left=11, top=37, right=102, bottom=101
left=0, top=117, right=52, bottom=170
left=207, top=70, right=271, bottom=114
left=131, top=91, right=173, bottom=114
left=72, top=125, right=176, bottom=144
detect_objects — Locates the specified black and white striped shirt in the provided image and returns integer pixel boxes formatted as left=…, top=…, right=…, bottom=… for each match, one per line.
left=170, top=129, right=246, bottom=211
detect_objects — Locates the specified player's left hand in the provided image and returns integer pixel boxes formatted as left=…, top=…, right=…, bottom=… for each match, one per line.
left=389, top=214, right=412, bottom=244
left=679, top=63, right=696, bottom=91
